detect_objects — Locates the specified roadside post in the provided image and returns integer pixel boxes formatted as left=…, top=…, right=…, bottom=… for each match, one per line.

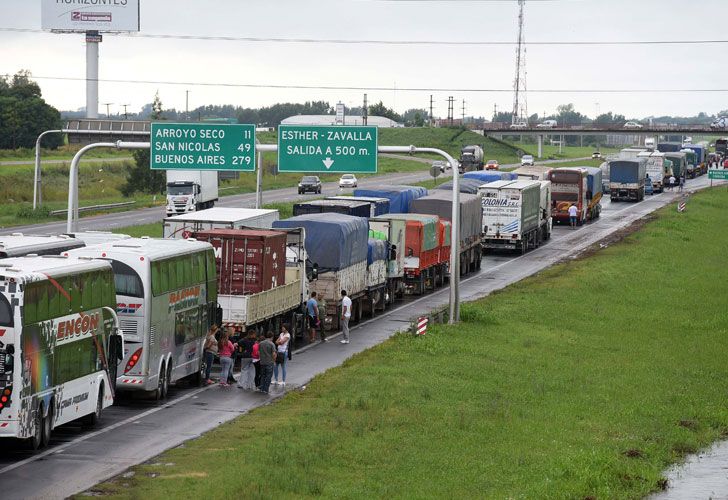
left=33, top=129, right=64, bottom=209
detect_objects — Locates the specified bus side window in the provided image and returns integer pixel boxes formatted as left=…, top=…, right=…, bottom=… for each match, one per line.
left=103, top=270, right=115, bottom=306
left=36, top=283, right=48, bottom=322
left=176, top=258, right=185, bottom=289
left=59, top=277, right=71, bottom=314
left=70, top=276, right=82, bottom=312
left=183, top=255, right=193, bottom=287
left=23, top=284, right=37, bottom=325
left=81, top=273, right=93, bottom=310
left=194, top=253, right=205, bottom=283
left=47, top=281, right=60, bottom=318
left=167, top=258, right=178, bottom=291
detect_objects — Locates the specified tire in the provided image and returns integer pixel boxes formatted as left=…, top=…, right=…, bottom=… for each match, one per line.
left=41, top=405, right=52, bottom=448
left=83, top=386, right=104, bottom=426
left=27, top=404, right=44, bottom=450
left=191, top=356, right=206, bottom=387
left=154, top=363, right=168, bottom=400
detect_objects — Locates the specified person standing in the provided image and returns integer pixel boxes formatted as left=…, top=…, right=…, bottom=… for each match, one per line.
left=669, top=175, right=676, bottom=191
left=217, top=328, right=235, bottom=387
left=203, top=325, right=219, bottom=385
left=258, top=331, right=276, bottom=394
left=679, top=175, right=685, bottom=192
left=568, top=203, right=578, bottom=229
left=306, top=291, right=324, bottom=343
left=252, top=334, right=261, bottom=389
left=340, top=290, right=352, bottom=344
left=273, top=324, right=291, bottom=387
left=236, top=329, right=257, bottom=390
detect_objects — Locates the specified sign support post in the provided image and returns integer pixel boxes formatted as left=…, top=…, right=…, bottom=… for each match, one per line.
left=86, top=31, right=100, bottom=119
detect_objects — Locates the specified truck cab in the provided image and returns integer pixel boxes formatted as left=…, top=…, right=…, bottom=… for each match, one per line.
left=166, top=170, right=219, bottom=216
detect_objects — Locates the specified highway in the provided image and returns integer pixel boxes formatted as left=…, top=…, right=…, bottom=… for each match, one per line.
left=0, top=156, right=588, bottom=236
left=0, top=172, right=713, bottom=500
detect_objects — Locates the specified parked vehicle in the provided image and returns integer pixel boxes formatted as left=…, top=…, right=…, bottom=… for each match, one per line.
left=710, top=117, right=727, bottom=129
left=298, top=176, right=322, bottom=194
left=191, top=228, right=309, bottom=336
left=273, top=214, right=369, bottom=329
left=681, top=144, right=707, bottom=176
left=608, top=159, right=647, bottom=202
left=459, top=145, right=484, bottom=173
left=657, top=142, right=683, bottom=153
left=354, top=185, right=427, bottom=213
left=163, top=207, right=279, bottom=239
left=463, top=171, right=517, bottom=183
left=536, top=120, right=557, bottom=128
left=166, top=170, right=219, bottom=216
left=69, top=238, right=218, bottom=397
left=293, top=199, right=372, bottom=218
left=432, top=160, right=449, bottom=173
left=512, top=166, right=552, bottom=181
left=410, top=191, right=483, bottom=275
left=521, top=155, right=535, bottom=166
left=66, top=231, right=132, bottom=246
left=548, top=168, right=589, bottom=224
left=339, top=174, right=358, bottom=188
left=715, top=139, right=728, bottom=156
left=325, top=196, right=390, bottom=217
left=485, top=160, right=499, bottom=170
left=433, top=178, right=485, bottom=194
left=582, top=167, right=603, bottom=220
left=592, top=151, right=602, bottom=159
left=369, top=213, right=449, bottom=296
left=0, top=255, right=122, bottom=449
left=637, top=151, right=666, bottom=192
left=510, top=121, right=528, bottom=129
left=680, top=149, right=699, bottom=178
left=644, top=137, right=656, bottom=150
left=623, top=121, right=642, bottom=129
left=0, top=234, right=85, bottom=258
left=663, top=152, right=688, bottom=180
left=479, top=180, right=545, bottom=254
left=364, top=238, right=389, bottom=314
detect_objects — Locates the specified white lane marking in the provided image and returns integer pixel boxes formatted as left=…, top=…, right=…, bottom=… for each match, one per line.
left=0, top=385, right=210, bottom=476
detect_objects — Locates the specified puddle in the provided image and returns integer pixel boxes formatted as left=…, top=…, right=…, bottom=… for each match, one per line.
left=649, top=440, right=728, bottom=499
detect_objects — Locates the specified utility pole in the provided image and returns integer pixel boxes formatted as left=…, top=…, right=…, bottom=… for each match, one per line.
left=447, top=96, right=454, bottom=126
left=363, top=93, right=368, bottom=125
left=102, top=102, right=113, bottom=118
left=512, top=0, right=527, bottom=124
left=429, top=95, right=434, bottom=127
left=461, top=99, right=466, bottom=125
left=122, top=104, right=130, bottom=120
left=186, top=90, right=190, bottom=121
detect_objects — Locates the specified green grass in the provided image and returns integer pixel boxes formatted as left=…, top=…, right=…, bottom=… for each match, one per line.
left=112, top=223, right=162, bottom=238
left=84, top=186, right=728, bottom=499
left=0, top=144, right=133, bottom=162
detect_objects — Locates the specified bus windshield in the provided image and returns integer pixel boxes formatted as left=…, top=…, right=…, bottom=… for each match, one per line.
left=110, top=260, right=144, bottom=298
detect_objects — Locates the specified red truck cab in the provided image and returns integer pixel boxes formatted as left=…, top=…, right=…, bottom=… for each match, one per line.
left=548, top=168, right=588, bottom=225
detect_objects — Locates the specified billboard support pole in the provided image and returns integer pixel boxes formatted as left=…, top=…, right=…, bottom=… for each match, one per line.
left=255, top=137, right=263, bottom=209
left=86, top=31, right=100, bottom=119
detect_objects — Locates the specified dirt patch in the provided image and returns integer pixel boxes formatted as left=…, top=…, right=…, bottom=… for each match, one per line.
left=656, top=477, right=669, bottom=490
left=679, top=419, right=698, bottom=431
left=623, top=448, right=644, bottom=458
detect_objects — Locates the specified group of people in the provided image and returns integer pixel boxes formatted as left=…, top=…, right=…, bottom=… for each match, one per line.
left=200, top=289, right=354, bottom=395
left=203, top=324, right=291, bottom=395
left=667, top=174, right=685, bottom=192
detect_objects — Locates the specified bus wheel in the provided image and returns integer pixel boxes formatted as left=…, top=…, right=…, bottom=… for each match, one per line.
left=191, top=358, right=205, bottom=387
left=84, top=386, right=104, bottom=426
left=41, top=405, right=52, bottom=447
left=28, top=404, right=44, bottom=450
left=155, top=364, right=167, bottom=400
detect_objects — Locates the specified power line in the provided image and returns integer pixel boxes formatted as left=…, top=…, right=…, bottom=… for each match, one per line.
left=17, top=74, right=728, bottom=93
left=1, top=27, right=727, bottom=46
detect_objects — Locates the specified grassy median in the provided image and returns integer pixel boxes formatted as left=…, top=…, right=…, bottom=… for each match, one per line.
left=87, top=186, right=728, bottom=499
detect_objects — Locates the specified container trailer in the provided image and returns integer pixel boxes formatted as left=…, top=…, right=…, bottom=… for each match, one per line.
left=163, top=207, right=279, bottom=239
left=293, top=199, right=372, bottom=218
left=353, top=185, right=427, bottom=213
left=479, top=180, right=544, bottom=253
left=608, top=159, right=647, bottom=202
left=325, top=196, right=390, bottom=217
left=548, top=168, right=589, bottom=224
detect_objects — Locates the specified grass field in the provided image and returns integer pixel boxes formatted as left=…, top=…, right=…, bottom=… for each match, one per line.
left=86, top=186, right=728, bottom=498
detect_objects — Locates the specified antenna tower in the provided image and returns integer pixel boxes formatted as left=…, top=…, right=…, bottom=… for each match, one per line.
left=512, top=0, right=528, bottom=124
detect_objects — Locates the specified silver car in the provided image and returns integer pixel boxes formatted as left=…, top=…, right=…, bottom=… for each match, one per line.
left=339, top=174, right=358, bottom=188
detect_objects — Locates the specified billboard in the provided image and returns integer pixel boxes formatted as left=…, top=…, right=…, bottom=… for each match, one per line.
left=41, top=0, right=140, bottom=32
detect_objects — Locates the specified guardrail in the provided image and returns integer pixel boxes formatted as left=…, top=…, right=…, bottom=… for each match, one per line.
left=50, top=201, right=136, bottom=216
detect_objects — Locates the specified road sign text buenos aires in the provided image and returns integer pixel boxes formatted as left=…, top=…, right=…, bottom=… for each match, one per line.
left=150, top=123, right=255, bottom=171
left=278, top=125, right=378, bottom=173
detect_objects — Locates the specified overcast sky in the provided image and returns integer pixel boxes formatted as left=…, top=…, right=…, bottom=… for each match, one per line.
left=1, top=0, right=726, bottom=120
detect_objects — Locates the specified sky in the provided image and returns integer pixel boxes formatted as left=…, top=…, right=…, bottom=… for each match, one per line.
left=1, top=0, right=726, bottom=120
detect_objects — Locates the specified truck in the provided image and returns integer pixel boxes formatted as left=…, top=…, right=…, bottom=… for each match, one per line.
left=680, top=149, right=698, bottom=178
left=191, top=228, right=309, bottom=337
left=511, top=166, right=553, bottom=180
left=433, top=178, right=485, bottom=194
left=479, top=180, right=544, bottom=254
left=273, top=214, right=369, bottom=330
left=369, top=213, right=449, bottom=296
left=608, top=159, right=647, bottom=202
left=462, top=171, right=517, bottom=183
left=645, top=137, right=656, bottom=150
left=459, top=145, right=485, bottom=173
left=325, top=196, right=390, bottom=217
left=293, top=199, right=372, bottom=218
left=663, top=152, right=688, bottom=180
left=657, top=142, right=682, bottom=153
left=716, top=139, right=728, bottom=156
left=638, top=151, right=666, bottom=192
left=354, top=185, right=427, bottom=213
left=583, top=167, right=603, bottom=220
left=364, top=238, right=389, bottom=315
left=166, top=170, right=219, bottom=216
left=410, top=191, right=483, bottom=275
left=163, top=207, right=279, bottom=239
left=682, top=144, right=707, bottom=176
left=548, top=168, right=589, bottom=224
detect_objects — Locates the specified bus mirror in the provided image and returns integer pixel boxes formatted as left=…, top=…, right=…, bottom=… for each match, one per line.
left=111, top=334, right=123, bottom=361
left=311, top=263, right=318, bottom=280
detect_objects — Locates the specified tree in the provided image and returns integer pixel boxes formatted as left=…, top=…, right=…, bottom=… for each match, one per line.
left=122, top=91, right=166, bottom=196
left=0, top=71, right=62, bottom=149
left=492, top=111, right=514, bottom=124
left=555, top=103, right=586, bottom=127
left=402, top=108, right=429, bottom=127
left=368, top=101, right=401, bottom=122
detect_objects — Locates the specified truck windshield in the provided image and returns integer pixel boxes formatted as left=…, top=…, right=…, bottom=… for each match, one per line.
left=167, top=185, right=193, bottom=195
left=549, top=171, right=580, bottom=184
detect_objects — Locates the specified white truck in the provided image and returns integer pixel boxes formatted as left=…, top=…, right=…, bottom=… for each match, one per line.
left=163, top=207, right=280, bottom=239
left=479, top=180, right=546, bottom=254
left=166, top=170, right=219, bottom=216
left=638, top=151, right=666, bottom=192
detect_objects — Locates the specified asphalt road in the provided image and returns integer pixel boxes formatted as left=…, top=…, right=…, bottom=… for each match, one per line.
left=0, top=173, right=714, bottom=500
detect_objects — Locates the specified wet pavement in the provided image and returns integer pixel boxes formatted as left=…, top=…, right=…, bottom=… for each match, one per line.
left=649, top=440, right=728, bottom=500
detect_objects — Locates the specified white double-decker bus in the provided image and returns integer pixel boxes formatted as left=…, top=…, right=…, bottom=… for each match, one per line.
left=0, top=255, right=122, bottom=449
left=69, top=238, right=217, bottom=398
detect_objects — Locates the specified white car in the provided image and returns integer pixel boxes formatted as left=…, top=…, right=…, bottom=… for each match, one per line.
left=510, top=121, right=529, bottom=129
left=623, top=121, right=643, bottom=129
left=339, top=174, right=358, bottom=188
left=521, top=154, right=534, bottom=166
left=536, top=120, right=557, bottom=128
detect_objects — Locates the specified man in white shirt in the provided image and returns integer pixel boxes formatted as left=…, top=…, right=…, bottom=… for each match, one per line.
left=340, top=290, right=352, bottom=344
left=669, top=175, right=676, bottom=191
left=568, top=203, right=578, bottom=229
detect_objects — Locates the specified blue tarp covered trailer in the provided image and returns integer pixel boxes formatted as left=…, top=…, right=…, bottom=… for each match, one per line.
left=324, top=196, right=391, bottom=217
left=353, top=185, right=427, bottom=213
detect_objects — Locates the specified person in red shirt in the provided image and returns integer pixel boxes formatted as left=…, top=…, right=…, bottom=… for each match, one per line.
left=217, top=328, right=235, bottom=387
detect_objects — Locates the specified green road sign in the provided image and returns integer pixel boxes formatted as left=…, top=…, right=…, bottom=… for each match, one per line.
left=708, top=169, right=728, bottom=180
left=150, top=122, right=255, bottom=171
left=278, top=125, right=378, bottom=173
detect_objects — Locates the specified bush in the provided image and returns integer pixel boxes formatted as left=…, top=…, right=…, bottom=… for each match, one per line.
left=15, top=205, right=52, bottom=219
